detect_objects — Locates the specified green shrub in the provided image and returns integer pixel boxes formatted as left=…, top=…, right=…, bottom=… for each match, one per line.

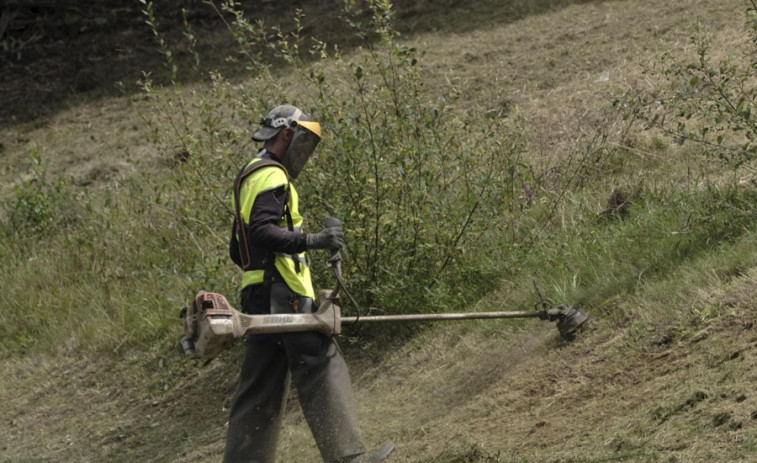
left=615, top=1, right=757, bottom=168
left=136, top=0, right=533, bottom=323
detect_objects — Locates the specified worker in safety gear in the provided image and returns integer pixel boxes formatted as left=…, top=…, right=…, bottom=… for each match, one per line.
left=225, top=104, right=394, bottom=463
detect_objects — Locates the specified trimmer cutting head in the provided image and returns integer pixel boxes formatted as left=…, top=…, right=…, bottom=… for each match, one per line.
left=555, top=305, right=589, bottom=337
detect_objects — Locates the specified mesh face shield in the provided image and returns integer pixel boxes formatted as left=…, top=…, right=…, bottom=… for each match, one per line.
left=280, top=120, right=322, bottom=179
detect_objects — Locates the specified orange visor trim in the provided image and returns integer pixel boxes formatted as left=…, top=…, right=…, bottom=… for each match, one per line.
left=296, top=120, right=322, bottom=138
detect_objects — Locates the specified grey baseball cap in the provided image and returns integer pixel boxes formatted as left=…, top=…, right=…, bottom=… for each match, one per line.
left=252, top=104, right=310, bottom=142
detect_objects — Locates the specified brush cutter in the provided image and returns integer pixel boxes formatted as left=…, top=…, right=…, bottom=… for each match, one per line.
left=180, top=289, right=588, bottom=360
left=179, top=219, right=588, bottom=360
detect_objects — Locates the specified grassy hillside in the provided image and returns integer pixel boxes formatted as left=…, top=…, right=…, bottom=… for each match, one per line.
left=2, top=0, right=757, bottom=462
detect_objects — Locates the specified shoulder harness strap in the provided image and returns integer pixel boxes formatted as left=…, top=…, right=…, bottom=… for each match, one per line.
left=233, top=160, right=299, bottom=273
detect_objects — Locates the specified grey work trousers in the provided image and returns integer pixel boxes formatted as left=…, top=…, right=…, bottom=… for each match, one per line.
left=223, top=283, right=366, bottom=463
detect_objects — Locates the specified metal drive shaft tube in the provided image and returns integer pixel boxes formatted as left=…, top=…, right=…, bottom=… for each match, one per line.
left=340, top=305, right=588, bottom=338
left=340, top=310, right=547, bottom=324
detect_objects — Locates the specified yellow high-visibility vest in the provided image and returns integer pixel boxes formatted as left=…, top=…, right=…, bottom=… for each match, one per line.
left=233, top=157, right=314, bottom=299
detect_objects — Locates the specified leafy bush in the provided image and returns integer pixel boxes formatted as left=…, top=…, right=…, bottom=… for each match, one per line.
left=137, top=0, right=533, bottom=322
left=615, top=1, right=757, bottom=168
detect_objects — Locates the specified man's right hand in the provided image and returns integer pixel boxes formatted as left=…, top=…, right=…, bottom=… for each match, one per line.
left=306, top=225, right=344, bottom=250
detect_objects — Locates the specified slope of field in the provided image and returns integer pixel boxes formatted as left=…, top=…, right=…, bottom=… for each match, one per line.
left=2, top=269, right=756, bottom=462
left=2, top=0, right=756, bottom=462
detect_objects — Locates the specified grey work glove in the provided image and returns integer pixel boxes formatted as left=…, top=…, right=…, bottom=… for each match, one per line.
left=306, top=224, right=344, bottom=250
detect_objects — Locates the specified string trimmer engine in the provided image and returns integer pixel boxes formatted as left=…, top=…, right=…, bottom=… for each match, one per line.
left=180, top=291, right=242, bottom=360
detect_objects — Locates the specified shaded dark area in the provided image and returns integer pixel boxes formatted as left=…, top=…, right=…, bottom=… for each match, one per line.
left=0, top=0, right=221, bottom=126
left=0, top=0, right=607, bottom=127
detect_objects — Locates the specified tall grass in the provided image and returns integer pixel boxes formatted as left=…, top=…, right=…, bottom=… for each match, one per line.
left=0, top=163, right=238, bottom=354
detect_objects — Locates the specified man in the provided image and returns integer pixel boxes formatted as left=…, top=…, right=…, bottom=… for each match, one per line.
left=225, top=104, right=394, bottom=463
